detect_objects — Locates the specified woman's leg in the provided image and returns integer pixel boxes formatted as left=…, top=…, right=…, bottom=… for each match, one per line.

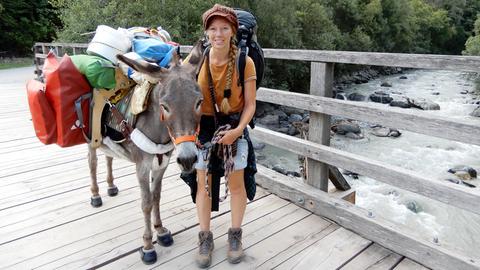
left=227, top=169, right=246, bottom=264
left=195, top=169, right=215, bottom=268
left=228, top=170, right=247, bottom=228
left=196, top=169, right=212, bottom=230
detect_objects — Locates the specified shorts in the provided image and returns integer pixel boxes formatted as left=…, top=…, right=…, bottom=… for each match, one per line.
left=195, top=138, right=248, bottom=171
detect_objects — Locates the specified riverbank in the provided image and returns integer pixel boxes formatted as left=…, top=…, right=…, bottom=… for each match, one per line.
left=252, top=68, right=480, bottom=259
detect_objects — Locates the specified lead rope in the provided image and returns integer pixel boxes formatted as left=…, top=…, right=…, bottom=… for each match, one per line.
left=204, top=124, right=235, bottom=202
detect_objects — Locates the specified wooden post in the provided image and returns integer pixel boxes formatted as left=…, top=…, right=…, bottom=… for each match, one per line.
left=306, top=62, right=333, bottom=191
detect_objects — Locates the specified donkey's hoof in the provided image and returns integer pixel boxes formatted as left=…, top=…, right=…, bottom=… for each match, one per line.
left=107, top=186, right=119, bottom=197
left=90, top=196, right=102, bottom=207
left=139, top=248, right=157, bottom=265
left=157, top=230, right=174, bottom=247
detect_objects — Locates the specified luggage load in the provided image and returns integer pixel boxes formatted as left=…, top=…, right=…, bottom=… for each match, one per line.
left=27, top=24, right=177, bottom=147
left=26, top=79, right=57, bottom=145
left=87, top=25, right=131, bottom=64
left=132, top=38, right=176, bottom=67
left=43, top=52, right=92, bottom=147
left=71, top=55, right=116, bottom=89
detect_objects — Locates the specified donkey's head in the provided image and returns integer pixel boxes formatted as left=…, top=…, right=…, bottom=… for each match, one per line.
left=117, top=42, right=206, bottom=172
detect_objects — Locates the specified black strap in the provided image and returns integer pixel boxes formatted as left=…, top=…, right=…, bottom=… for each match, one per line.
left=237, top=38, right=248, bottom=90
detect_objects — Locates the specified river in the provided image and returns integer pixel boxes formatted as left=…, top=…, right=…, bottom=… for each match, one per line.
left=254, top=69, right=480, bottom=259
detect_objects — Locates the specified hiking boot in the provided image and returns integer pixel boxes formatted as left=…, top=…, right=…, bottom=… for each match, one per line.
left=227, top=228, right=244, bottom=264
left=196, top=231, right=214, bottom=268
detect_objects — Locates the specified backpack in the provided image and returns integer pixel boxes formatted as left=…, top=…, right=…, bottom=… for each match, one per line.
left=234, top=9, right=265, bottom=90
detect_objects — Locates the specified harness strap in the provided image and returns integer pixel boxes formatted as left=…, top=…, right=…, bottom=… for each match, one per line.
left=74, top=92, right=92, bottom=143
left=108, top=102, right=134, bottom=139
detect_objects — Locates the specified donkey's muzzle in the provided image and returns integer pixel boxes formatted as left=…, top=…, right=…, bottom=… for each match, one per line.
left=176, top=142, right=198, bottom=172
left=177, top=155, right=197, bottom=172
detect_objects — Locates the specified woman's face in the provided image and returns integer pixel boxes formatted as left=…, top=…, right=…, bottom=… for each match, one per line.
left=206, top=17, right=234, bottom=50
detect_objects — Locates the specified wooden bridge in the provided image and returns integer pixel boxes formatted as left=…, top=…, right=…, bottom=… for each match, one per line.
left=0, top=43, right=479, bottom=269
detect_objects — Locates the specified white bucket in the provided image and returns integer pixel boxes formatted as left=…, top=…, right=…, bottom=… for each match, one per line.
left=87, top=25, right=131, bottom=64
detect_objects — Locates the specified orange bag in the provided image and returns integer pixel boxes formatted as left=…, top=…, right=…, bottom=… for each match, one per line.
left=26, top=79, right=57, bottom=144
left=44, top=52, right=92, bottom=147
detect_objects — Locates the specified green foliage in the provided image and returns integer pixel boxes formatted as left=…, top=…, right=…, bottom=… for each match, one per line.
left=463, top=15, right=480, bottom=55
left=44, top=0, right=480, bottom=90
left=0, top=0, right=58, bottom=56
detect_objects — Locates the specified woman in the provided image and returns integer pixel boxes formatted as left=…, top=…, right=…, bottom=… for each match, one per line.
left=193, top=4, right=256, bottom=268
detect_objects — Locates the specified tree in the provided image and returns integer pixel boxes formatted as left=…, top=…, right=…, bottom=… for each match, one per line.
left=0, top=0, right=58, bottom=56
left=463, top=14, right=480, bottom=55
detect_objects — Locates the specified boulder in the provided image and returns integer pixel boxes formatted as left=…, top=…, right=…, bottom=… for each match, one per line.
left=405, top=201, right=423, bottom=213
left=258, top=114, right=279, bottom=126
left=332, top=122, right=361, bottom=135
left=408, top=98, right=440, bottom=110
left=335, top=93, right=347, bottom=100
left=390, top=99, right=411, bottom=108
left=448, top=166, right=477, bottom=180
left=288, top=114, right=303, bottom=123
left=370, top=92, right=393, bottom=104
left=347, top=92, right=366, bottom=101
left=381, top=81, right=393, bottom=87
left=272, top=109, right=288, bottom=121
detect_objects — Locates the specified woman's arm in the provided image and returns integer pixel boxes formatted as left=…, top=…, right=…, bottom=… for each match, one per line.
left=218, top=79, right=256, bottom=144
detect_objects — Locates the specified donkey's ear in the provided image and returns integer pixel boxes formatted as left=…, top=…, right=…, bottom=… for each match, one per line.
left=183, top=40, right=206, bottom=77
left=117, top=54, right=169, bottom=78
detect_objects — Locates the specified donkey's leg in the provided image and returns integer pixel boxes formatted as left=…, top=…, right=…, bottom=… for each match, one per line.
left=136, top=163, right=157, bottom=264
left=151, top=154, right=173, bottom=247
left=88, top=145, right=102, bottom=207
left=105, top=156, right=118, bottom=196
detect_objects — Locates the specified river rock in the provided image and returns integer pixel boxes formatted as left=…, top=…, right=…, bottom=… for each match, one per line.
left=408, top=98, right=440, bottom=110
left=273, top=109, right=288, bottom=121
left=288, top=114, right=303, bottom=123
left=388, top=128, right=401, bottom=137
left=332, top=121, right=361, bottom=135
left=431, top=92, right=440, bottom=95
left=460, top=90, right=468, bottom=94
left=335, top=93, right=347, bottom=100
left=258, top=114, right=279, bottom=126
left=448, top=166, right=477, bottom=180
left=347, top=92, right=366, bottom=101
left=470, top=106, right=480, bottom=117
left=381, top=81, right=393, bottom=87
left=369, top=92, right=393, bottom=104
left=256, top=102, right=275, bottom=117
left=405, top=200, right=423, bottom=213
left=390, top=99, right=411, bottom=108
left=399, top=76, right=408, bottom=79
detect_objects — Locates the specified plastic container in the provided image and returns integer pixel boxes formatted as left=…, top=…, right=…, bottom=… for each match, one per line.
left=87, top=25, right=131, bottom=64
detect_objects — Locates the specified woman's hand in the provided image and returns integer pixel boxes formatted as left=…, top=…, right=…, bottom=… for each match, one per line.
left=217, top=128, right=242, bottom=145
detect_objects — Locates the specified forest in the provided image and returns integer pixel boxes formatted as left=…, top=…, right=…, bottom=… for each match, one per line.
left=2, top=0, right=480, bottom=89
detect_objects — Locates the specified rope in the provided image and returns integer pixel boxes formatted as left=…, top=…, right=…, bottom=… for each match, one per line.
left=204, top=124, right=235, bottom=202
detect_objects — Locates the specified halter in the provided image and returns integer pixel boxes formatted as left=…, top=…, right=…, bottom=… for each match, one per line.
left=159, top=105, right=199, bottom=145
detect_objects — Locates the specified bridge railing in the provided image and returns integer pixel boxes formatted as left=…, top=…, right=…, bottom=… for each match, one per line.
left=33, top=42, right=480, bottom=270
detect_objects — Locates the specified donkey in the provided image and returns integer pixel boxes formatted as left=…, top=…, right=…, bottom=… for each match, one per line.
left=87, top=43, right=204, bottom=264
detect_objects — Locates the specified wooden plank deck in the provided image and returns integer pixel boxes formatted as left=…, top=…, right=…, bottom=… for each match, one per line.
left=0, top=67, right=430, bottom=269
